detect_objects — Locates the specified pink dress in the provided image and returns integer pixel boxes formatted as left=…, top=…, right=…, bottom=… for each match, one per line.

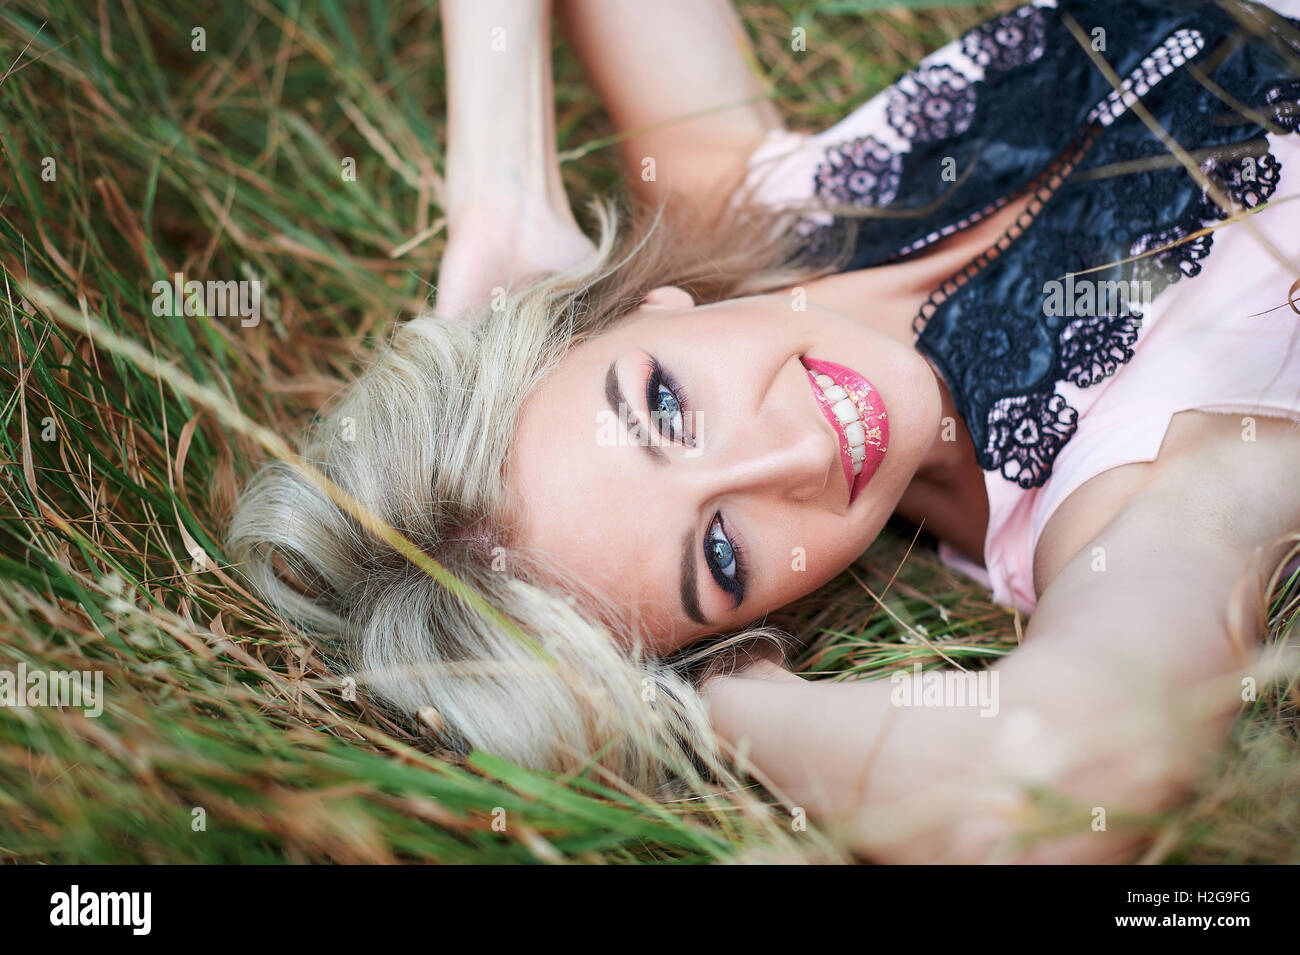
left=740, top=1, right=1300, bottom=615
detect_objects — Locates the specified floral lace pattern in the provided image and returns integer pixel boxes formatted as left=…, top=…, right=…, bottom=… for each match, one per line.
left=887, top=65, right=977, bottom=142
left=812, top=135, right=902, bottom=207
left=1058, top=311, right=1142, bottom=388
left=797, top=0, right=1300, bottom=489
left=1128, top=149, right=1282, bottom=288
left=1265, top=79, right=1300, bottom=133
left=984, top=391, right=1078, bottom=489
left=961, top=4, right=1048, bottom=71
left=1130, top=225, right=1215, bottom=287
left=1198, top=150, right=1282, bottom=214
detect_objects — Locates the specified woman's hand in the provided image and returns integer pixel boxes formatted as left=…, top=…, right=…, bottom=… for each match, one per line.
left=434, top=195, right=596, bottom=320
left=436, top=0, right=593, bottom=320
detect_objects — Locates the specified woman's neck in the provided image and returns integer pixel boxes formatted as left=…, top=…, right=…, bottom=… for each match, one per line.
left=777, top=253, right=973, bottom=479
left=774, top=209, right=1039, bottom=564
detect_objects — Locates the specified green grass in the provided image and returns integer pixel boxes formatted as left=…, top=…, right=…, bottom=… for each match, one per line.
left=1, top=0, right=1297, bottom=864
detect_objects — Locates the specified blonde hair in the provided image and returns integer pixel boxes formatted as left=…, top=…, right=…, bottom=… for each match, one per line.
left=227, top=180, right=869, bottom=795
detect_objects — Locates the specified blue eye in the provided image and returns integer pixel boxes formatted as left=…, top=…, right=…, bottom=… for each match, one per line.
left=708, top=526, right=735, bottom=577
left=705, top=514, right=746, bottom=606
left=652, top=382, right=681, bottom=435
left=644, top=358, right=693, bottom=446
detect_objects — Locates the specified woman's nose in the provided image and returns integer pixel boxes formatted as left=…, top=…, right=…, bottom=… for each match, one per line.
left=688, top=406, right=838, bottom=504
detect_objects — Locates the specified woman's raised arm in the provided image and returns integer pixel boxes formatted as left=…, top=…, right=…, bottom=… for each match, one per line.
left=556, top=0, right=785, bottom=218
left=435, top=0, right=595, bottom=319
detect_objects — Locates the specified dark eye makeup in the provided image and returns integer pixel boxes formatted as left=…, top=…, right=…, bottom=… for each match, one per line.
left=642, top=355, right=694, bottom=446
left=705, top=511, right=748, bottom=607
left=641, top=354, right=749, bottom=609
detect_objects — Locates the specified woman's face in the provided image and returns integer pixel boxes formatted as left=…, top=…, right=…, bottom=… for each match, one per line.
left=509, top=286, right=942, bottom=653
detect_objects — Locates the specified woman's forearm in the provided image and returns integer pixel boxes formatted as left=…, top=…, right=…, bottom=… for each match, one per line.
left=440, top=0, right=573, bottom=224
left=435, top=0, right=596, bottom=318
left=704, top=665, right=999, bottom=860
left=705, top=468, right=1264, bottom=863
left=704, top=639, right=1237, bottom=863
left=556, top=0, right=784, bottom=211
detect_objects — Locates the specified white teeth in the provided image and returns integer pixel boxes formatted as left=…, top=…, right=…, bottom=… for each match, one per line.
left=808, top=369, right=871, bottom=453
left=853, top=460, right=863, bottom=476
left=831, top=397, right=858, bottom=425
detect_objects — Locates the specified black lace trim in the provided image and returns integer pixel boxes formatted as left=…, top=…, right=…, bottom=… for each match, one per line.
left=1266, top=78, right=1300, bottom=133
left=800, top=0, right=1300, bottom=489
left=984, top=391, right=1079, bottom=490
left=1060, top=310, right=1142, bottom=388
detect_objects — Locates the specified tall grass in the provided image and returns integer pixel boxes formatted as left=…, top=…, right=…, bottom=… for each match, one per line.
left=0, top=0, right=1296, bottom=863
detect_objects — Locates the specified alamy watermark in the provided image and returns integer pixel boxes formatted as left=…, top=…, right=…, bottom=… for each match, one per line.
left=0, top=663, right=104, bottom=717
left=151, top=272, right=261, bottom=327
left=1042, top=274, right=1152, bottom=318
left=890, top=662, right=999, bottom=717
left=50, top=885, right=150, bottom=935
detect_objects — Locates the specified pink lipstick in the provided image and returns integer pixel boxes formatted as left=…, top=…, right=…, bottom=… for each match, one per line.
left=799, top=356, right=889, bottom=504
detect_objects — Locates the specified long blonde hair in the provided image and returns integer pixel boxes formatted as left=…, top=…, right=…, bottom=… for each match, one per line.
left=227, top=177, right=868, bottom=795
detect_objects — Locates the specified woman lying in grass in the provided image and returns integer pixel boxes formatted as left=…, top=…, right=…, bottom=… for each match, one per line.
left=229, top=0, right=1300, bottom=862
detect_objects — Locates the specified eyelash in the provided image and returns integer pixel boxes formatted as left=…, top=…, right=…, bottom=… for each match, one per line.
left=642, top=356, right=694, bottom=446
left=707, top=512, right=748, bottom=607
left=642, top=356, right=748, bottom=607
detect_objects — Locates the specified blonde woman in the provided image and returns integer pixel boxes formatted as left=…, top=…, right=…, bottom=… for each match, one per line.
left=229, top=0, right=1300, bottom=862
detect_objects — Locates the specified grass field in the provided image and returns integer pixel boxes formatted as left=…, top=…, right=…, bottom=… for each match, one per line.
left=1, top=0, right=1298, bottom=864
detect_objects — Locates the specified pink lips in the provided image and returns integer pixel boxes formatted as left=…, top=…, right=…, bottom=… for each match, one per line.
left=800, top=356, right=889, bottom=505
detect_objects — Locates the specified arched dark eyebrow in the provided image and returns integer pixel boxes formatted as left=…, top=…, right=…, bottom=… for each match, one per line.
left=679, top=528, right=708, bottom=626
left=604, top=360, right=708, bottom=625
left=605, top=360, right=666, bottom=465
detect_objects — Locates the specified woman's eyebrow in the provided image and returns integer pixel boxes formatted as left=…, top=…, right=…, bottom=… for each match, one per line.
left=605, top=360, right=666, bottom=465
left=680, top=527, right=708, bottom=626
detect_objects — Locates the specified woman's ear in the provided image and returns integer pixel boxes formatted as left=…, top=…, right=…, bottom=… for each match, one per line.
left=640, top=285, right=695, bottom=311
